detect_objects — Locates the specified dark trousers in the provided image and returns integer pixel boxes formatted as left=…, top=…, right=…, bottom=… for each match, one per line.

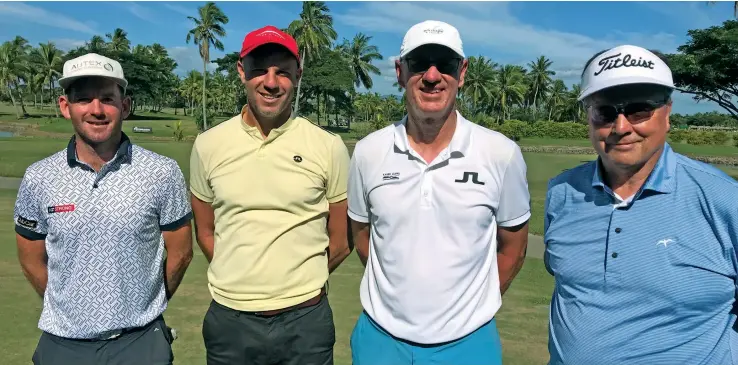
left=31, top=315, right=174, bottom=365
left=203, top=294, right=335, bottom=365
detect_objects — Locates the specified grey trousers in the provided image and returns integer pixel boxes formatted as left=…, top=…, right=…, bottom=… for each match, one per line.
left=203, top=294, right=336, bottom=365
left=31, top=315, right=174, bottom=365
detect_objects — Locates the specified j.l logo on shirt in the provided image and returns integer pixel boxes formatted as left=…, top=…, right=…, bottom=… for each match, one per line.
left=48, top=204, right=75, bottom=214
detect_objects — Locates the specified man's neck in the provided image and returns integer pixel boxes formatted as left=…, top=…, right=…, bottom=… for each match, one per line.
left=75, top=133, right=122, bottom=172
left=244, top=108, right=291, bottom=139
left=406, top=109, right=457, bottom=164
left=602, top=147, right=663, bottom=199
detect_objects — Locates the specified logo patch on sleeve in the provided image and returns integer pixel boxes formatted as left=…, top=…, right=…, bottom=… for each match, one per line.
left=47, top=204, right=75, bottom=214
left=17, top=216, right=38, bottom=229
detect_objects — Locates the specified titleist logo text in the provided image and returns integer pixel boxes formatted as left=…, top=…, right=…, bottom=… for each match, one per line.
left=594, top=53, right=655, bottom=76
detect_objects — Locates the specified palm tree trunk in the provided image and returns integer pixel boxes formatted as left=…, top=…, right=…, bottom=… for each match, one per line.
left=50, top=79, right=59, bottom=118
left=202, top=58, right=208, bottom=131
left=7, top=84, right=21, bottom=118
left=532, top=86, right=538, bottom=119
left=293, top=50, right=306, bottom=118
left=15, top=80, right=28, bottom=116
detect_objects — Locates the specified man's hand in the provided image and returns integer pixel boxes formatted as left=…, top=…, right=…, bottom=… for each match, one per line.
left=350, top=219, right=370, bottom=267
left=16, top=234, right=48, bottom=298
left=191, top=194, right=216, bottom=263
left=162, top=222, right=193, bottom=299
left=327, top=200, right=351, bottom=273
left=497, top=221, right=529, bottom=295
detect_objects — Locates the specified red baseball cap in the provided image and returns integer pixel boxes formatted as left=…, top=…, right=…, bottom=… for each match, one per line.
left=240, top=25, right=300, bottom=63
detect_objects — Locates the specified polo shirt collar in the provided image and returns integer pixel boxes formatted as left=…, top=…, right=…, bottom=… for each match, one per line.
left=239, top=104, right=297, bottom=141
left=66, top=132, right=133, bottom=168
left=393, top=110, right=472, bottom=156
left=592, top=142, right=677, bottom=194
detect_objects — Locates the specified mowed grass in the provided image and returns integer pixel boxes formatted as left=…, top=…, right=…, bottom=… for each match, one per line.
left=0, top=186, right=553, bottom=365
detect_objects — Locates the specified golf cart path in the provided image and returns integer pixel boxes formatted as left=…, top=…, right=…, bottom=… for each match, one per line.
left=0, top=176, right=546, bottom=258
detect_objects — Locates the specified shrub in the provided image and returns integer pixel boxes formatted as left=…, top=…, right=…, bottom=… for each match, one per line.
left=711, top=131, right=729, bottom=146
left=668, top=129, right=687, bottom=143
left=686, top=131, right=711, bottom=145
left=528, top=121, right=588, bottom=139
left=172, top=121, right=184, bottom=141
left=497, top=120, right=529, bottom=141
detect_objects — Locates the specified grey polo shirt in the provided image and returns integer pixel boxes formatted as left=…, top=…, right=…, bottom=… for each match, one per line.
left=13, top=134, right=192, bottom=339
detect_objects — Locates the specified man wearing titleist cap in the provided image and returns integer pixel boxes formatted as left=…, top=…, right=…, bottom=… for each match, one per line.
left=544, top=45, right=738, bottom=364
left=14, top=52, right=193, bottom=364
left=348, top=20, right=530, bottom=364
left=190, top=25, right=351, bottom=365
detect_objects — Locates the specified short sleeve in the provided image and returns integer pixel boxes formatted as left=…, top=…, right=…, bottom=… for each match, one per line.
left=14, top=169, right=48, bottom=240
left=497, top=145, right=531, bottom=227
left=189, top=139, right=214, bottom=203
left=158, top=161, right=193, bottom=231
left=326, top=136, right=350, bottom=204
left=347, top=146, right=369, bottom=223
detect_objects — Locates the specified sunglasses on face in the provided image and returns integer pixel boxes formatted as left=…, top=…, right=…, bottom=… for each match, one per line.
left=587, top=98, right=669, bottom=125
left=404, top=57, right=462, bottom=76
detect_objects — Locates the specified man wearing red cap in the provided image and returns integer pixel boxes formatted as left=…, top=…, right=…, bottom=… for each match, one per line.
left=189, top=25, right=352, bottom=365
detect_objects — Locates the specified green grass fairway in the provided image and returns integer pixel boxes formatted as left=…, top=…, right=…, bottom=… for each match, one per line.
left=0, top=186, right=553, bottom=365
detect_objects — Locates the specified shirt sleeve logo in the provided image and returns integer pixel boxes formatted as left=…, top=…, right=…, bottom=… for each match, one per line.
left=48, top=204, right=76, bottom=214
left=17, top=216, right=38, bottom=229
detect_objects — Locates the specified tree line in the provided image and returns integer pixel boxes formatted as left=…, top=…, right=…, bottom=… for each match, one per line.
left=0, top=1, right=736, bottom=132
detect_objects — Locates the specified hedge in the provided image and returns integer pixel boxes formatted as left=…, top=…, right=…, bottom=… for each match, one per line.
left=489, top=120, right=589, bottom=141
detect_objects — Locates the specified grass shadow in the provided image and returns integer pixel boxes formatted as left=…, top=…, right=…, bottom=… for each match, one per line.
left=321, top=125, right=350, bottom=134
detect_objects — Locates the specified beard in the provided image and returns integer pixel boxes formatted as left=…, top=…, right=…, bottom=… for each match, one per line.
left=246, top=88, right=294, bottom=120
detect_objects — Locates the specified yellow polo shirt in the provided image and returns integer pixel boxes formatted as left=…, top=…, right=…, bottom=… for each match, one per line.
left=189, top=107, right=349, bottom=311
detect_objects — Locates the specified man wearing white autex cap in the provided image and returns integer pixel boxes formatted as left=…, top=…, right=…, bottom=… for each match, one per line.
left=14, top=52, right=192, bottom=364
left=544, top=44, right=738, bottom=365
left=347, top=20, right=531, bottom=365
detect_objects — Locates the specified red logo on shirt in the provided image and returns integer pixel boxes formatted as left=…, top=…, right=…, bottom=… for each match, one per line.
left=47, top=204, right=75, bottom=214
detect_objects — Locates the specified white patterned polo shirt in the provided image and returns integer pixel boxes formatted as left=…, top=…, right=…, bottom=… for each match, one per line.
left=13, top=134, right=192, bottom=339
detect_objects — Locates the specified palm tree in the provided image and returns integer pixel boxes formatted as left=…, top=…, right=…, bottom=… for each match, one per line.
left=286, top=1, right=337, bottom=117
left=527, top=56, right=555, bottom=118
left=105, top=28, right=131, bottom=53
left=86, top=35, right=106, bottom=53
left=0, top=42, right=23, bottom=118
left=186, top=1, right=229, bottom=131
left=462, top=56, right=497, bottom=115
left=9, top=36, right=30, bottom=116
left=495, top=65, right=527, bottom=122
left=338, top=33, right=382, bottom=90
left=547, top=80, right=568, bottom=121
left=31, top=42, right=63, bottom=118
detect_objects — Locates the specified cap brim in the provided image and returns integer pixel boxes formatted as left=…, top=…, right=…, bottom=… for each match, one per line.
left=400, top=42, right=465, bottom=59
left=578, top=76, right=675, bottom=102
left=58, top=75, right=128, bottom=91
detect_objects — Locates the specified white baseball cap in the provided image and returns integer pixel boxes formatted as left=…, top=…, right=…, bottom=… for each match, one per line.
left=399, top=20, right=465, bottom=59
left=58, top=53, right=128, bottom=91
left=578, top=45, right=674, bottom=102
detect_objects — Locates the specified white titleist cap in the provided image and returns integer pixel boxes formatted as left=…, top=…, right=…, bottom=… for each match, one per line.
left=399, top=20, right=465, bottom=59
left=58, top=53, right=128, bottom=91
left=578, top=45, right=674, bottom=101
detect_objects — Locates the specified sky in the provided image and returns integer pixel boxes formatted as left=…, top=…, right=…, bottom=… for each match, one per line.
left=0, top=1, right=735, bottom=115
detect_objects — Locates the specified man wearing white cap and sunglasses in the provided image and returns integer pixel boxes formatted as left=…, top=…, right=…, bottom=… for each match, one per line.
left=14, top=52, right=193, bottom=364
left=348, top=20, right=531, bottom=364
left=544, top=45, right=738, bottom=364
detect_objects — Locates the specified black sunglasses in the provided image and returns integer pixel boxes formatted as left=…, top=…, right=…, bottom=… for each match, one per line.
left=404, top=57, right=462, bottom=76
left=588, top=98, right=669, bottom=125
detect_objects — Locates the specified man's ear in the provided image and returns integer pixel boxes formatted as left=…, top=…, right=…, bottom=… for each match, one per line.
left=296, top=66, right=303, bottom=82
left=395, top=59, right=405, bottom=89
left=59, top=94, right=72, bottom=120
left=236, top=61, right=247, bottom=85
left=121, top=95, right=131, bottom=120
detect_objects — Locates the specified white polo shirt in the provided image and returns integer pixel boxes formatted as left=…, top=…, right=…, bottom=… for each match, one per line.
left=347, top=111, right=531, bottom=344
